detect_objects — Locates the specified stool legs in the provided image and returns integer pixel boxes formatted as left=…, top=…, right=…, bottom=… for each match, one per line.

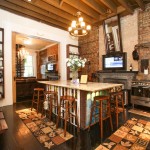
left=31, top=89, right=44, bottom=113
left=100, top=100, right=103, bottom=138
left=112, top=92, right=126, bottom=128
left=89, top=96, right=113, bottom=139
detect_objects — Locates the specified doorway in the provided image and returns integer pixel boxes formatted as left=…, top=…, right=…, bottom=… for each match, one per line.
left=12, top=32, right=59, bottom=103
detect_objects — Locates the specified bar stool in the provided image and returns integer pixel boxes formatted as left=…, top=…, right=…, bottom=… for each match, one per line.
left=42, top=90, right=58, bottom=121
left=89, top=95, right=113, bottom=139
left=56, top=89, right=79, bottom=137
left=31, top=88, right=44, bottom=113
left=110, top=91, right=126, bottom=128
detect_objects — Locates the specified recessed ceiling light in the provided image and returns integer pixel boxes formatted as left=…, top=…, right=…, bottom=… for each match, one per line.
left=27, top=0, right=32, bottom=2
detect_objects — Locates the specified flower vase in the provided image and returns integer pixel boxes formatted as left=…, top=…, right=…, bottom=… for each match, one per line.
left=71, top=71, right=78, bottom=84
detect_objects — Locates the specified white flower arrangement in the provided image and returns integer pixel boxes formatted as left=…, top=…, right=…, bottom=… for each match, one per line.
left=66, top=56, right=87, bottom=72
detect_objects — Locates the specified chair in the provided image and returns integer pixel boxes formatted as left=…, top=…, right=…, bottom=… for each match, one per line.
left=89, top=95, right=113, bottom=139
left=110, top=91, right=126, bottom=128
left=56, top=88, right=79, bottom=137
left=31, top=88, right=44, bottom=113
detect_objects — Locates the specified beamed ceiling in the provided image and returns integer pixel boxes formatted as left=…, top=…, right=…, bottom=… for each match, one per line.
left=0, top=0, right=149, bottom=31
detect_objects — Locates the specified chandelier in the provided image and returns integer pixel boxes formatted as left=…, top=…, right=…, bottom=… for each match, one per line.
left=68, top=12, right=91, bottom=37
left=16, top=44, right=29, bottom=61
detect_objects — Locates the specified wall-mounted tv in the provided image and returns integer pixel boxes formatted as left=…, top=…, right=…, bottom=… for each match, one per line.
left=102, top=52, right=127, bottom=71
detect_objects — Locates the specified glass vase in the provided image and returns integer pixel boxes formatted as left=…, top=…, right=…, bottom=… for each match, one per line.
left=71, top=70, right=78, bottom=84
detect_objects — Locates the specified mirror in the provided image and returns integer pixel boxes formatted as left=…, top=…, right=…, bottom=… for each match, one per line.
left=104, top=15, right=122, bottom=53
left=66, top=44, right=80, bottom=80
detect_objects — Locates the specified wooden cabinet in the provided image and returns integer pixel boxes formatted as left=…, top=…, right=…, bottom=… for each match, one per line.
left=0, top=28, right=4, bottom=99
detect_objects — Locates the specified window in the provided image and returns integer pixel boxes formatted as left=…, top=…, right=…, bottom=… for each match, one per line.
left=24, top=55, right=34, bottom=77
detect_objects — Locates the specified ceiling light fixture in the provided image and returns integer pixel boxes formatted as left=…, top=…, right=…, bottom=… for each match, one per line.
left=68, top=11, right=91, bottom=37
left=23, top=38, right=32, bottom=45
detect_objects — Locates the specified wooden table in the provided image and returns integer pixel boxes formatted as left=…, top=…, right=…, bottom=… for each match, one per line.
left=38, top=80, right=124, bottom=129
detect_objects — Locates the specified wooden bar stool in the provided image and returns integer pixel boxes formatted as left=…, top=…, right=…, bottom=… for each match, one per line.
left=56, top=88, right=79, bottom=137
left=42, top=90, right=58, bottom=121
left=89, top=95, right=113, bottom=139
left=31, top=88, right=44, bottom=113
left=110, top=91, right=126, bottom=128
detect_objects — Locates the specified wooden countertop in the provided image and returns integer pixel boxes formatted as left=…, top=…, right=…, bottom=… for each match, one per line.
left=38, top=80, right=123, bottom=92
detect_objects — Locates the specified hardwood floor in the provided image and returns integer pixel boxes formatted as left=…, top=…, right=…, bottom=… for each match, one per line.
left=0, top=101, right=150, bottom=150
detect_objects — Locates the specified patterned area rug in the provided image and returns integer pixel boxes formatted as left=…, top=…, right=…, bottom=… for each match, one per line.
left=95, top=118, right=150, bottom=150
left=16, top=108, right=73, bottom=149
left=128, top=109, right=150, bottom=118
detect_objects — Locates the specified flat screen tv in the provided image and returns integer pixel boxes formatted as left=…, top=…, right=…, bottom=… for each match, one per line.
left=102, top=52, right=127, bottom=71
left=46, top=63, right=56, bottom=72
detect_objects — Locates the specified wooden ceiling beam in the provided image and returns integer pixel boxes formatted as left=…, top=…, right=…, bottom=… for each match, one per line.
left=59, top=0, right=64, bottom=7
left=0, top=0, right=68, bottom=30
left=135, top=0, right=145, bottom=10
left=81, top=0, right=107, bottom=15
left=94, top=6, right=126, bottom=25
left=6, top=0, right=70, bottom=25
left=43, top=0, right=95, bottom=24
left=31, top=0, right=76, bottom=22
left=62, top=0, right=100, bottom=20
left=117, top=0, right=134, bottom=14
left=100, top=0, right=117, bottom=13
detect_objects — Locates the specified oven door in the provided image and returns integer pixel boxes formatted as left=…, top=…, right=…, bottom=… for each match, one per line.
left=131, top=86, right=143, bottom=97
left=142, top=86, right=150, bottom=98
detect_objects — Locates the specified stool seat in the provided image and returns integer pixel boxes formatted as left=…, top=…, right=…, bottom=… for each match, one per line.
left=44, top=91, right=57, bottom=95
left=60, top=95, right=75, bottom=102
left=89, top=95, right=113, bottom=139
left=34, top=88, right=44, bottom=91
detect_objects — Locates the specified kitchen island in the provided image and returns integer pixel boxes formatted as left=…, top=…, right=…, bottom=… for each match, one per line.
left=38, top=80, right=123, bottom=129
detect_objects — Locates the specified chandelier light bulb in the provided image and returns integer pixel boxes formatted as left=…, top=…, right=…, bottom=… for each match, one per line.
left=79, top=17, right=83, bottom=22
left=68, top=27, right=72, bottom=31
left=71, top=21, right=76, bottom=28
left=81, top=22, right=85, bottom=27
left=74, top=30, right=78, bottom=34
left=86, top=25, right=91, bottom=30
left=82, top=30, right=86, bottom=34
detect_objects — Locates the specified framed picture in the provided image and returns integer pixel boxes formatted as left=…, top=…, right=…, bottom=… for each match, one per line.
left=48, top=54, right=57, bottom=61
left=80, top=75, right=88, bottom=84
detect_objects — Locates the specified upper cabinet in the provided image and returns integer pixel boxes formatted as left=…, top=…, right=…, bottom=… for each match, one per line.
left=0, top=28, right=4, bottom=99
left=104, top=15, right=122, bottom=54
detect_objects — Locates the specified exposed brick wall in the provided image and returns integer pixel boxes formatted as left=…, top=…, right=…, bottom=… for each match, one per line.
left=138, top=3, right=150, bottom=44
left=79, top=26, right=99, bottom=79
left=137, top=3, right=150, bottom=79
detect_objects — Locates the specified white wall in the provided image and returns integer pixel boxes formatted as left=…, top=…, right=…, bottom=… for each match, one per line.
left=0, top=9, right=78, bottom=106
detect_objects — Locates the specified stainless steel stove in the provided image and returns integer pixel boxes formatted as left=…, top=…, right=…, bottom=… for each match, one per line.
left=131, top=80, right=150, bottom=108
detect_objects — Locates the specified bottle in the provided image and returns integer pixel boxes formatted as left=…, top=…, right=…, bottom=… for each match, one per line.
left=130, top=64, right=132, bottom=71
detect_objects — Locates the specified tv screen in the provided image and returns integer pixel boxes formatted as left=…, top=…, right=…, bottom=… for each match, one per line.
left=47, top=63, right=56, bottom=72
left=47, top=64, right=53, bottom=71
left=102, top=52, right=127, bottom=71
